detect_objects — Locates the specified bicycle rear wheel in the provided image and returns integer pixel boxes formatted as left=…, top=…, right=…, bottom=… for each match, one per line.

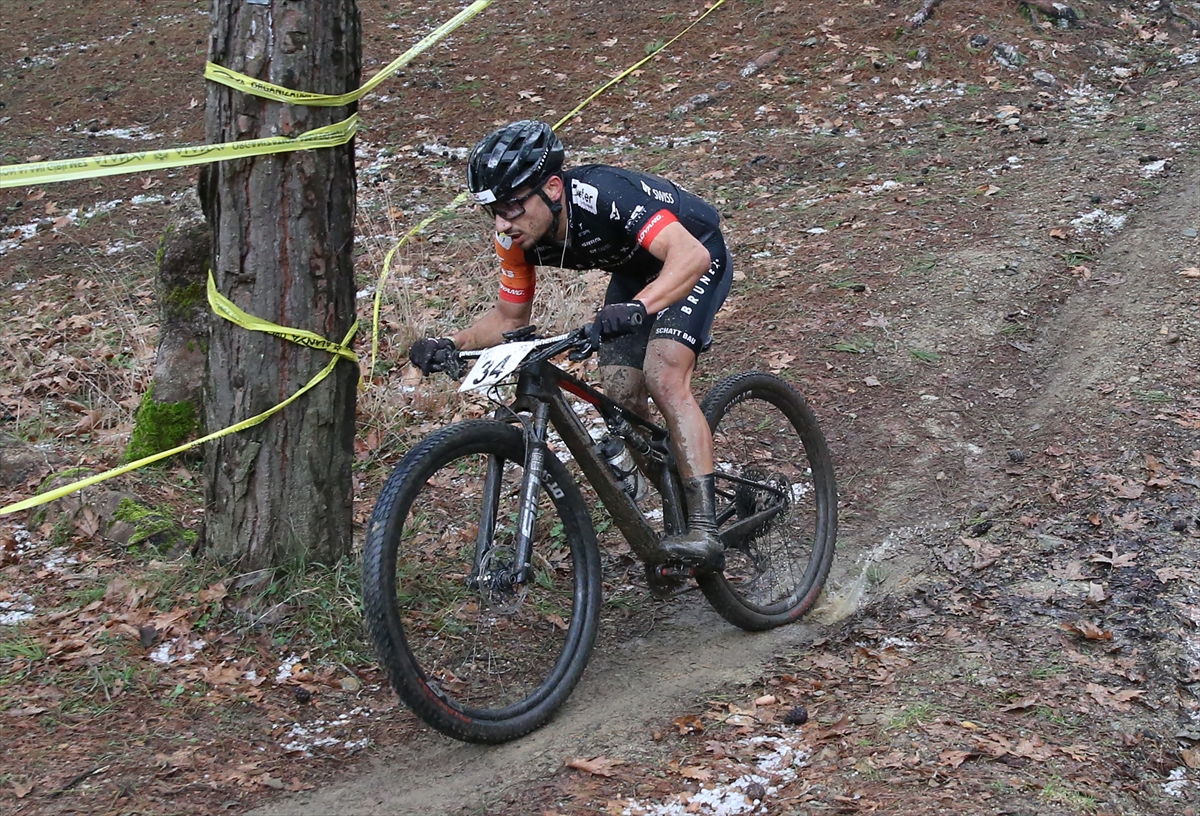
left=696, top=372, right=837, bottom=631
left=361, top=420, right=601, bottom=743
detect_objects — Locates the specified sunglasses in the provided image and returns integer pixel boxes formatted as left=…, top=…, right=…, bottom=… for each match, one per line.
left=481, top=187, right=539, bottom=221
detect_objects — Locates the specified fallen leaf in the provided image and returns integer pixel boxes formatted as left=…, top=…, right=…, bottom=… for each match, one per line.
left=864, top=376, right=881, bottom=387
left=1049, top=228, right=1068, bottom=240
left=1085, top=583, right=1109, bottom=605
left=1180, top=267, right=1200, bottom=278
left=566, top=756, right=624, bottom=777
left=939, top=749, right=973, bottom=768
left=1001, top=694, right=1040, bottom=712
left=673, top=714, right=705, bottom=734
left=679, top=766, right=712, bottom=781
left=1063, top=620, right=1112, bottom=641
left=11, top=778, right=33, bottom=798
left=1155, top=567, right=1196, bottom=584
left=1085, top=683, right=1143, bottom=712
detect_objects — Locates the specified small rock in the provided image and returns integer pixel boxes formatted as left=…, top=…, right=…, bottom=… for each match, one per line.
left=340, top=675, right=363, bottom=692
left=916, top=46, right=930, bottom=62
left=1008, top=449, right=1026, bottom=463
left=1032, top=70, right=1057, bottom=87
left=745, top=781, right=767, bottom=802
left=800, top=36, right=819, bottom=47
left=1183, top=228, right=1198, bottom=238
left=1029, top=133, right=1049, bottom=145
left=783, top=706, right=809, bottom=725
left=138, top=625, right=160, bottom=649
left=970, top=520, right=993, bottom=537
left=992, top=43, right=1025, bottom=69
left=969, top=34, right=990, bottom=49
left=293, top=686, right=313, bottom=704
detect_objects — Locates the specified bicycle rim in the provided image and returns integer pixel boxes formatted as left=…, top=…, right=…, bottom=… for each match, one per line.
left=697, top=372, right=837, bottom=630
left=362, top=421, right=600, bottom=742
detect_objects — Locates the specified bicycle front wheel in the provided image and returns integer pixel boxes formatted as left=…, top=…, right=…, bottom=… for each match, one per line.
left=696, top=372, right=837, bottom=631
left=361, top=420, right=601, bottom=743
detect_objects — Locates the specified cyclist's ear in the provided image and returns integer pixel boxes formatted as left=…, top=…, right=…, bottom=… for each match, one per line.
left=543, top=174, right=564, bottom=203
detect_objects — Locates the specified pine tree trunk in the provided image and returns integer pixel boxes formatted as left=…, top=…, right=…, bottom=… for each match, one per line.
left=200, top=0, right=361, bottom=568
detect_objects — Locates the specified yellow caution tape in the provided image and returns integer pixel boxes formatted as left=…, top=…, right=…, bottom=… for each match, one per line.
left=366, top=0, right=729, bottom=376
left=554, top=0, right=728, bottom=129
left=0, top=115, right=359, bottom=189
left=204, top=0, right=494, bottom=106
left=207, top=272, right=358, bottom=363
left=368, top=192, right=470, bottom=380
left=0, top=276, right=357, bottom=516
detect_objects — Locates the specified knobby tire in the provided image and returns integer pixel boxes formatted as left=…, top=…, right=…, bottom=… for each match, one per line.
left=696, top=372, right=837, bottom=631
left=361, top=420, right=601, bottom=743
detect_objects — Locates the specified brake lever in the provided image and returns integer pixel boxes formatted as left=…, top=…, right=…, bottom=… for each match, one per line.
left=567, top=343, right=595, bottom=363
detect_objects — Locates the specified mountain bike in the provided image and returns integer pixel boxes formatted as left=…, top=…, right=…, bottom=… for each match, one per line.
left=361, top=325, right=837, bottom=743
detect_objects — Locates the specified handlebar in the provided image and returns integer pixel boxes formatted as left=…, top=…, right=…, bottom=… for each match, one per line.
left=432, top=326, right=596, bottom=379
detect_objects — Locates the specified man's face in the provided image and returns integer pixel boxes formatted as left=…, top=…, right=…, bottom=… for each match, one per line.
left=490, top=179, right=559, bottom=250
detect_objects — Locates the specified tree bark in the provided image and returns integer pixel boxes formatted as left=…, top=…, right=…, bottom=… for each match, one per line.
left=200, top=0, right=360, bottom=568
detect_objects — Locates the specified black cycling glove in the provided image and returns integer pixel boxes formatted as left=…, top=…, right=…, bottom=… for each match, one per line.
left=408, top=337, right=457, bottom=375
left=590, top=301, right=647, bottom=344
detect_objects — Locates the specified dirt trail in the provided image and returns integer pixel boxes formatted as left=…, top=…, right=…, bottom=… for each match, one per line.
left=249, top=605, right=826, bottom=815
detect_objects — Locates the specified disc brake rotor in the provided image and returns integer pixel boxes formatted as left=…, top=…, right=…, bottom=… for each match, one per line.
left=476, top=546, right=528, bottom=615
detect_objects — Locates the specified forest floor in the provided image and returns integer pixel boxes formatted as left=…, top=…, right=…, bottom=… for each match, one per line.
left=3, top=0, right=1200, bottom=814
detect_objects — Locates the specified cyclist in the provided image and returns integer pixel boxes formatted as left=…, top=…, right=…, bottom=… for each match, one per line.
left=408, top=120, right=732, bottom=571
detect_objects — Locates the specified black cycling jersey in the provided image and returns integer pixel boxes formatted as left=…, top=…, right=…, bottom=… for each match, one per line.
left=492, top=163, right=731, bottom=360
left=523, top=164, right=723, bottom=279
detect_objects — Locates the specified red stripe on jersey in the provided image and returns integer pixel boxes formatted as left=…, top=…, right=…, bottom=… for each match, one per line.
left=635, top=209, right=678, bottom=248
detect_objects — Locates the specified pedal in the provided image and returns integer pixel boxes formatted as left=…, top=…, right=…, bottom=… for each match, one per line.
left=644, top=563, right=694, bottom=599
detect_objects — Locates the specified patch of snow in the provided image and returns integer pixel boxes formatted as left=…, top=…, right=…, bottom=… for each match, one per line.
left=1140, top=159, right=1167, bottom=178
left=0, top=592, right=36, bottom=626
left=41, top=548, right=78, bottom=572
left=279, top=707, right=373, bottom=754
left=276, top=653, right=303, bottom=683
left=620, top=734, right=808, bottom=815
left=149, top=637, right=206, bottom=665
left=1164, top=767, right=1192, bottom=797
left=1071, top=208, right=1127, bottom=234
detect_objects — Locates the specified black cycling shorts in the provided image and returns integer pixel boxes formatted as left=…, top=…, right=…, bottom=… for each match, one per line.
left=598, top=241, right=733, bottom=368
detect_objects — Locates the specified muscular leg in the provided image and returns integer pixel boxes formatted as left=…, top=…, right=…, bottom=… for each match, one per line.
left=600, top=365, right=650, bottom=420
left=642, top=337, right=721, bottom=569
left=642, top=338, right=711, bottom=479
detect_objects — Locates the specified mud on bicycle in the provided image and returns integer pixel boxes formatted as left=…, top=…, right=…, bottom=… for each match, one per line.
left=361, top=324, right=837, bottom=743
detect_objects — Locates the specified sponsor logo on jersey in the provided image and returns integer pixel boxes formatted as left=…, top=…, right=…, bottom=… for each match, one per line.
left=496, top=231, right=513, bottom=250
left=581, top=236, right=604, bottom=248
left=636, top=211, right=671, bottom=246
left=623, top=205, right=646, bottom=231
left=610, top=201, right=620, bottom=220
left=571, top=179, right=599, bottom=214
left=640, top=180, right=675, bottom=204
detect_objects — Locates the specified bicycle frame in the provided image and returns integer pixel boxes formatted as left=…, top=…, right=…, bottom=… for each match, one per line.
left=469, top=349, right=687, bottom=587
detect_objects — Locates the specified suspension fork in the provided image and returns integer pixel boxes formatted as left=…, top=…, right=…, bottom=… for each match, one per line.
left=467, top=403, right=550, bottom=590
left=510, top=401, right=551, bottom=585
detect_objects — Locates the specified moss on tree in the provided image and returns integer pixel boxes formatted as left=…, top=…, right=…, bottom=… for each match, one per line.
left=125, top=383, right=199, bottom=463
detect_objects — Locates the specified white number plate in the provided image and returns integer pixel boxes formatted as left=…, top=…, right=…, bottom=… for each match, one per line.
left=458, top=340, right=540, bottom=393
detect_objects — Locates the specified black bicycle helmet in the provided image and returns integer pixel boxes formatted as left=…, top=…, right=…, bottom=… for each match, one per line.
left=467, top=120, right=564, bottom=205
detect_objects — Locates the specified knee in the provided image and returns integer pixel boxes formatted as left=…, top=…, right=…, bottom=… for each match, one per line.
left=644, top=360, right=691, bottom=407
left=601, top=365, right=648, bottom=415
